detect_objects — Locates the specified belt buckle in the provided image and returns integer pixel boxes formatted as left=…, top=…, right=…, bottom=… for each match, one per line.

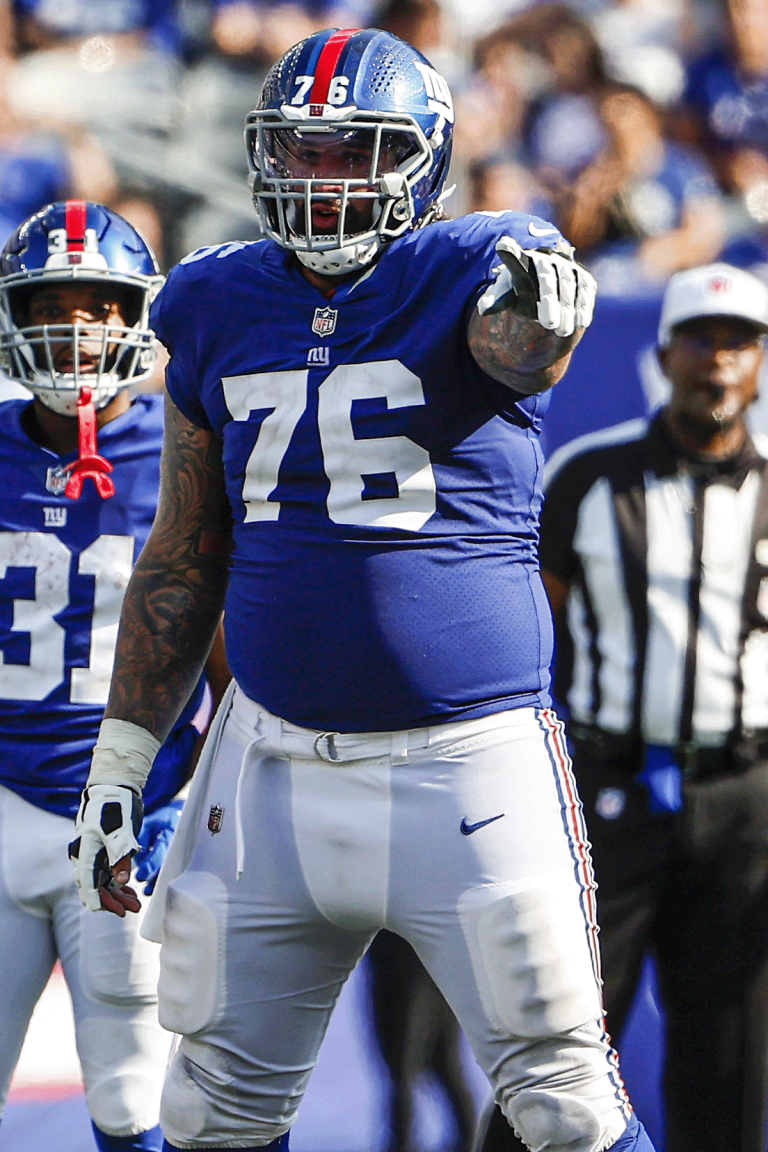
left=314, top=732, right=341, bottom=762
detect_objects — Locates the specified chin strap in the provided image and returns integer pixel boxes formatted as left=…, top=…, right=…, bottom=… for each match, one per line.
left=64, top=385, right=115, bottom=500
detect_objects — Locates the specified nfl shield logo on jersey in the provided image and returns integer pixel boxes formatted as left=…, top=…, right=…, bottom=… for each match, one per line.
left=46, top=465, right=69, bottom=496
left=311, top=306, right=338, bottom=337
left=208, top=804, right=224, bottom=834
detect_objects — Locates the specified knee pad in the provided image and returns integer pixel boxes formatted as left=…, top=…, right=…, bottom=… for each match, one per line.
left=161, top=1046, right=292, bottom=1148
left=157, top=870, right=228, bottom=1035
left=495, top=1020, right=633, bottom=1152
left=163, top=1137, right=289, bottom=1151
left=92, top=1122, right=163, bottom=1151
left=80, top=1016, right=170, bottom=1135
left=506, top=1091, right=626, bottom=1152
left=459, top=879, right=602, bottom=1037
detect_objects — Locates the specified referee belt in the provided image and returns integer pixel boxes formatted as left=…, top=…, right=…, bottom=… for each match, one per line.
left=570, top=724, right=768, bottom=778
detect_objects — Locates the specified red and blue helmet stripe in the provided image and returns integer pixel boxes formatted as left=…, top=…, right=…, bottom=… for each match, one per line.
left=307, top=28, right=358, bottom=104
left=64, top=199, right=87, bottom=254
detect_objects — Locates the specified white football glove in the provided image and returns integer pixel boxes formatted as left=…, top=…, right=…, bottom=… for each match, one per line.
left=69, top=784, right=144, bottom=912
left=477, top=236, right=597, bottom=338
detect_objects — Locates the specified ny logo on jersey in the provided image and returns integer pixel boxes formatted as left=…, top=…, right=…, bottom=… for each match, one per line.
left=307, top=346, right=329, bottom=366
left=43, top=506, right=67, bottom=528
left=312, top=307, right=338, bottom=337
left=46, top=465, right=69, bottom=496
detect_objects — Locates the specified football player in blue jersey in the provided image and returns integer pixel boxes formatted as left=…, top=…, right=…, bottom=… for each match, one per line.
left=70, top=29, right=655, bottom=1152
left=0, top=200, right=209, bottom=1152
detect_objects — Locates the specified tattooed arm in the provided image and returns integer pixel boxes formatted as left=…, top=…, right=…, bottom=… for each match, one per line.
left=467, top=236, right=597, bottom=395
left=105, top=392, right=233, bottom=742
left=467, top=308, right=581, bottom=395
left=69, top=393, right=232, bottom=916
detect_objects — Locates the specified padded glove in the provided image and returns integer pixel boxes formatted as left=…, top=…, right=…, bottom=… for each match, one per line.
left=477, top=235, right=597, bottom=338
left=69, top=784, right=143, bottom=912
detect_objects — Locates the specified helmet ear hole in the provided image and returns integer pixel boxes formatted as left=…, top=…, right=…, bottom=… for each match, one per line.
left=116, top=286, right=143, bottom=328
left=9, top=285, right=34, bottom=326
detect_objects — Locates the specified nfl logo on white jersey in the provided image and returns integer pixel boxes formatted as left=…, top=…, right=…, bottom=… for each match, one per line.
left=311, top=307, right=338, bottom=337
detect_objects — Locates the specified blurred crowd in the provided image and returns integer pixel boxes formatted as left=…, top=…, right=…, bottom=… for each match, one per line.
left=0, top=0, right=767, bottom=297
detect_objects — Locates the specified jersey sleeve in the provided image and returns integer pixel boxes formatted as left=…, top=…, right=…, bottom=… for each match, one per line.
left=450, top=210, right=566, bottom=315
left=150, top=266, right=213, bottom=431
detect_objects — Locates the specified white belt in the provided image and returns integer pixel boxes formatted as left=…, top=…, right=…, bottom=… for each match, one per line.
left=287, top=726, right=432, bottom=763
left=231, top=685, right=534, bottom=764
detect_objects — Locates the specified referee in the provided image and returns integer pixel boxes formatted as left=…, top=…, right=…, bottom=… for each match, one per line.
left=538, top=263, right=768, bottom=1152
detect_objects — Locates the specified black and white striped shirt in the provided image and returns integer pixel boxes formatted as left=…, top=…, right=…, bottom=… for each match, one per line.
left=540, top=413, right=768, bottom=746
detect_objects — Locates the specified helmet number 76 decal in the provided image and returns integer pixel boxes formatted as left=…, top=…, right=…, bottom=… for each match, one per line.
left=221, top=359, right=436, bottom=530
left=291, top=74, right=349, bottom=106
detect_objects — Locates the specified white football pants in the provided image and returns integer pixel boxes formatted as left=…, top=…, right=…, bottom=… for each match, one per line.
left=0, top=783, right=173, bottom=1136
left=148, top=686, right=632, bottom=1152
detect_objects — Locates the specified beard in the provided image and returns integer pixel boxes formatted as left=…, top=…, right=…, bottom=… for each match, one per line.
left=284, top=191, right=375, bottom=239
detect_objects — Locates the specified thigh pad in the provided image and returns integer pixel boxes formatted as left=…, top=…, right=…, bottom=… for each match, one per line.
left=459, top=876, right=602, bottom=1038
left=157, top=869, right=228, bottom=1035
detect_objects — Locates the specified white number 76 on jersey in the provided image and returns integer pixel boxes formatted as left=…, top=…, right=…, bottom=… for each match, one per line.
left=222, top=359, right=437, bottom=531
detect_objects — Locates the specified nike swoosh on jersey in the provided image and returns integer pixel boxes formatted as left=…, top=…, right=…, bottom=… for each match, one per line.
left=460, top=813, right=505, bottom=835
left=528, top=222, right=558, bottom=237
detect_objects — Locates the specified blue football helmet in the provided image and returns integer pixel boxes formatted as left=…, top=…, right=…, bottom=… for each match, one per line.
left=246, top=27, right=454, bottom=276
left=0, top=200, right=164, bottom=416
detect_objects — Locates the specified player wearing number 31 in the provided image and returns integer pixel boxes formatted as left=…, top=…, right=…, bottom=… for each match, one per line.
left=71, top=28, right=654, bottom=1152
left=0, top=201, right=210, bottom=1152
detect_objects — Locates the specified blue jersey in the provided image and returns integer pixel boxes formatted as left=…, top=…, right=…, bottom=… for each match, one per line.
left=0, top=395, right=203, bottom=817
left=153, top=212, right=559, bottom=731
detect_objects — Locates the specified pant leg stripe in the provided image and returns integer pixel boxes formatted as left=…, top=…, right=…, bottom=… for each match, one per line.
left=536, top=710, right=632, bottom=1112
left=537, top=708, right=600, bottom=979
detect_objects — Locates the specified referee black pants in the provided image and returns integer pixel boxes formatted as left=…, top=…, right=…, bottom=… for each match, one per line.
left=576, top=744, right=768, bottom=1152
left=477, top=746, right=768, bottom=1152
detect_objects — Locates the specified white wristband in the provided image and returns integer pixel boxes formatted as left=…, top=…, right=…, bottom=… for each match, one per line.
left=87, top=718, right=162, bottom=795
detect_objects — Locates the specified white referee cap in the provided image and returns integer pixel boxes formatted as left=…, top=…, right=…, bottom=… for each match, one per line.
left=658, top=263, right=768, bottom=345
